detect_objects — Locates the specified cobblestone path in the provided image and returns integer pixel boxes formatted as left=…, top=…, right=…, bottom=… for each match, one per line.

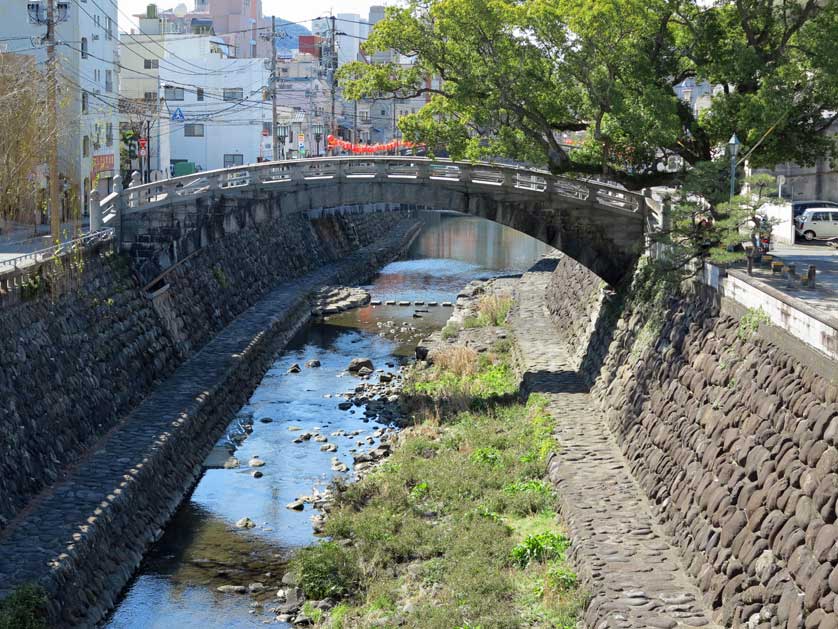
left=511, top=255, right=720, bottom=629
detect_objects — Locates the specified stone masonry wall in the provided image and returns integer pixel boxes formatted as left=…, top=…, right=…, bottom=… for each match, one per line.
left=546, top=259, right=838, bottom=627
left=0, top=251, right=180, bottom=530
left=0, top=210, right=413, bottom=533
left=545, top=255, right=612, bottom=371
left=152, top=211, right=410, bottom=358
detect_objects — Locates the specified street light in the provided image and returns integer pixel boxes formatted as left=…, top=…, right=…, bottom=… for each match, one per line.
left=313, top=123, right=324, bottom=157
left=728, top=133, right=741, bottom=200
left=277, top=124, right=289, bottom=160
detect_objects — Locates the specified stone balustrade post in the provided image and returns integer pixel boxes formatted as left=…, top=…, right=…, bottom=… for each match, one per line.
left=112, top=174, right=125, bottom=252
left=89, top=189, right=102, bottom=232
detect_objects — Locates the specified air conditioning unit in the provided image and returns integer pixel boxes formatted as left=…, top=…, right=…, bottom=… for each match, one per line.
left=92, top=34, right=100, bottom=40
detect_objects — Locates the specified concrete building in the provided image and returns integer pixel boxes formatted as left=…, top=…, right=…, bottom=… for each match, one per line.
left=0, top=0, right=121, bottom=221
left=158, top=49, right=271, bottom=172
left=336, top=14, right=361, bottom=66
left=120, top=5, right=234, bottom=181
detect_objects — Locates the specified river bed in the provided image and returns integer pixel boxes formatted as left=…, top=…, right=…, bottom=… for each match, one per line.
left=103, top=212, right=552, bottom=628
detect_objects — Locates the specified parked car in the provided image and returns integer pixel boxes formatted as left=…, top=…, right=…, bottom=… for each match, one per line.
left=792, top=199, right=838, bottom=219
left=795, top=208, right=838, bottom=240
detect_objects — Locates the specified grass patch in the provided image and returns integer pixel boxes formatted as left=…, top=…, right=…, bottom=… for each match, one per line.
left=304, top=389, right=584, bottom=627
left=290, top=542, right=360, bottom=600
left=463, top=294, right=514, bottom=328
left=405, top=344, right=517, bottom=414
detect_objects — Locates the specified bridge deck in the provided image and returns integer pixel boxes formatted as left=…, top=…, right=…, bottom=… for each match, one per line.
left=511, top=255, right=720, bottom=629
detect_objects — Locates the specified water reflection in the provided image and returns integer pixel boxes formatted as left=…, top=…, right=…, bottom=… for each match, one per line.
left=103, top=213, right=553, bottom=628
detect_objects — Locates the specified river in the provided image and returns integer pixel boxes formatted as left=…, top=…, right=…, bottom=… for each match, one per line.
left=103, top=212, right=552, bottom=628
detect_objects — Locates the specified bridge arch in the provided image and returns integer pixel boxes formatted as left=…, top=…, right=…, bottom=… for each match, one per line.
left=104, top=158, right=649, bottom=285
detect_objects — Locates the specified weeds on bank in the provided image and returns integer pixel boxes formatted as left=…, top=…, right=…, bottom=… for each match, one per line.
left=463, top=294, right=513, bottom=328
left=403, top=342, right=517, bottom=415
left=292, top=341, right=586, bottom=628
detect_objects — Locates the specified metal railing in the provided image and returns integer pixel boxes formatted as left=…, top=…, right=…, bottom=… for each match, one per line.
left=119, top=157, right=645, bottom=215
left=0, top=229, right=113, bottom=273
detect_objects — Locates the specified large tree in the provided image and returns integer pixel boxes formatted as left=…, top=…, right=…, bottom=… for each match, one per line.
left=0, top=53, right=56, bottom=223
left=338, top=0, right=838, bottom=188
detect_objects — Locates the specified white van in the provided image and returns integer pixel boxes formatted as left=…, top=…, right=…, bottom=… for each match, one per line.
left=795, top=208, right=838, bottom=241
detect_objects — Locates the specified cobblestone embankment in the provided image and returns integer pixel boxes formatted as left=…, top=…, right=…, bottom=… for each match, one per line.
left=544, top=254, right=838, bottom=628
left=511, top=254, right=719, bottom=629
left=0, top=218, right=421, bottom=628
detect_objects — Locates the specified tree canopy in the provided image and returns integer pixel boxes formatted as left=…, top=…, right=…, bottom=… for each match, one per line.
left=338, top=0, right=838, bottom=187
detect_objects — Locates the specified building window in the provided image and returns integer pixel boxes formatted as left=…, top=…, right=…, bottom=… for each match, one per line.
left=106, top=16, right=113, bottom=40
left=262, top=122, right=272, bottom=134
left=94, top=14, right=100, bottom=28
left=83, top=135, right=90, bottom=157
left=81, top=37, right=88, bottom=59
left=106, top=122, right=113, bottom=146
left=360, top=111, right=369, bottom=122
left=81, top=91, right=88, bottom=113
left=196, top=87, right=204, bottom=101
left=223, top=87, right=244, bottom=101
left=143, top=59, right=159, bottom=69
left=224, top=153, right=244, bottom=168
left=164, top=86, right=185, bottom=101
left=184, top=124, right=204, bottom=137
left=144, top=91, right=157, bottom=102
left=105, top=69, right=113, bottom=92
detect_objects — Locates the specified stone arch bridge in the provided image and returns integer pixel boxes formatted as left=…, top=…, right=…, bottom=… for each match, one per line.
left=96, top=157, right=651, bottom=285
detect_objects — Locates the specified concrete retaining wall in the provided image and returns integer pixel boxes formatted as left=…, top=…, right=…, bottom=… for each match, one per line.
left=546, top=259, right=838, bottom=627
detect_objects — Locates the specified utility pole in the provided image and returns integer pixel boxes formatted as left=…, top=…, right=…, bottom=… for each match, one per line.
left=45, top=0, right=61, bottom=240
left=271, top=16, right=278, bottom=162
left=329, top=15, right=337, bottom=152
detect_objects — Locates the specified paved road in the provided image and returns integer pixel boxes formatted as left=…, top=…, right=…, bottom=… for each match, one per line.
left=737, top=241, right=838, bottom=320
left=0, top=220, right=91, bottom=266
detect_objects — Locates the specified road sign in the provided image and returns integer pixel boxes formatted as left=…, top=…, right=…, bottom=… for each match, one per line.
left=138, top=138, right=147, bottom=157
left=171, top=107, right=185, bottom=122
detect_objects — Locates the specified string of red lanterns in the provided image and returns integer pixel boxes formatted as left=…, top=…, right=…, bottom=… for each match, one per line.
left=326, top=134, right=418, bottom=154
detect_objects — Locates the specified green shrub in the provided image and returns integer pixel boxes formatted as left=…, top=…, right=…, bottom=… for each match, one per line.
left=410, top=481, right=430, bottom=500
left=511, top=532, right=571, bottom=567
left=0, top=584, right=47, bottom=629
left=290, top=542, right=359, bottom=600
left=441, top=323, right=459, bottom=339
left=469, top=447, right=503, bottom=468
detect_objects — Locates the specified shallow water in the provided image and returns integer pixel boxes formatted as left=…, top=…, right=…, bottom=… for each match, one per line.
left=104, top=212, right=552, bottom=628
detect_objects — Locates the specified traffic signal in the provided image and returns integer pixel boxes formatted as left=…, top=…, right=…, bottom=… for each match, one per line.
left=128, top=141, right=138, bottom=160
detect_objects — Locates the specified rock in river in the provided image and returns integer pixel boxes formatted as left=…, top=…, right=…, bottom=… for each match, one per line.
left=347, top=358, right=374, bottom=373
left=287, top=363, right=301, bottom=373
left=249, top=457, right=266, bottom=467
left=306, top=359, right=321, bottom=368
left=236, top=517, right=256, bottom=529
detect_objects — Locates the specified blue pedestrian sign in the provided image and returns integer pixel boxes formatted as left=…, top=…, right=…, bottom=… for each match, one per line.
left=171, top=107, right=185, bottom=122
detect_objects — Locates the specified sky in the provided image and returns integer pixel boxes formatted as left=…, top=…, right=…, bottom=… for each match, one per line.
left=118, top=0, right=394, bottom=33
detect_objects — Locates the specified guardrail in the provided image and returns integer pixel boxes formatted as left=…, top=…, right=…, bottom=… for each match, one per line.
left=0, top=229, right=113, bottom=273
left=119, top=157, right=645, bottom=215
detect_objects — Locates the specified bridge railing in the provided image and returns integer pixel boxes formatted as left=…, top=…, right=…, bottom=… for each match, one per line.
left=117, top=157, right=645, bottom=216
